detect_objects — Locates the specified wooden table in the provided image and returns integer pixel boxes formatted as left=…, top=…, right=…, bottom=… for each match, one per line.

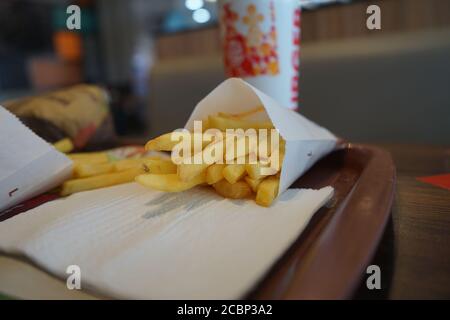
left=353, top=144, right=450, bottom=299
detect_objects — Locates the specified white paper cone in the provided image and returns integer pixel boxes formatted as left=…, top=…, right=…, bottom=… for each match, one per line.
left=185, top=78, right=337, bottom=196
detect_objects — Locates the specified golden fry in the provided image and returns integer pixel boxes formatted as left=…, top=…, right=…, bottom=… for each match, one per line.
left=143, top=159, right=177, bottom=174
left=177, top=162, right=210, bottom=182
left=175, top=135, right=227, bottom=182
left=222, top=164, right=246, bottom=184
left=68, top=152, right=109, bottom=163
left=212, top=180, right=252, bottom=199
left=208, top=115, right=274, bottom=131
left=61, top=168, right=141, bottom=196
left=201, top=118, right=210, bottom=132
left=53, top=138, right=74, bottom=153
left=249, top=156, right=283, bottom=181
left=218, top=112, right=233, bottom=119
left=245, top=162, right=272, bottom=180
left=206, top=164, right=226, bottom=185
left=244, top=176, right=262, bottom=193
left=218, top=106, right=264, bottom=119
left=136, top=172, right=206, bottom=192
left=145, top=132, right=186, bottom=151
left=255, top=176, right=280, bottom=207
left=224, top=133, right=258, bottom=162
left=265, top=132, right=286, bottom=156
left=145, top=131, right=213, bottom=152
left=113, top=158, right=154, bottom=171
left=73, top=162, right=114, bottom=178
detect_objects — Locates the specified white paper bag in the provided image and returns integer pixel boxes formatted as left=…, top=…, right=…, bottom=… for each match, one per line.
left=185, top=78, right=337, bottom=195
left=0, top=106, right=73, bottom=213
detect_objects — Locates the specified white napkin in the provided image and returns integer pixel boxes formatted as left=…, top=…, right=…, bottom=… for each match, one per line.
left=0, top=106, right=72, bottom=213
left=0, top=182, right=333, bottom=299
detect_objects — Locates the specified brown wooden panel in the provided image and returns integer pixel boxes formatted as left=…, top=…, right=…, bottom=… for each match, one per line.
left=155, top=0, right=450, bottom=60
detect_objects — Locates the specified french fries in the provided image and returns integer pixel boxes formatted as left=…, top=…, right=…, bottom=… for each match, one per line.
left=62, top=107, right=286, bottom=203
left=244, top=176, right=262, bottom=193
left=255, top=176, right=280, bottom=207
left=175, top=135, right=226, bottom=181
left=136, top=172, right=206, bottom=192
left=143, top=159, right=177, bottom=174
left=245, top=162, right=278, bottom=180
left=137, top=109, right=285, bottom=206
left=222, top=164, right=246, bottom=184
left=73, top=162, right=114, bottom=178
left=213, top=180, right=252, bottom=199
left=113, top=158, right=148, bottom=171
left=145, top=131, right=213, bottom=152
left=208, top=115, right=274, bottom=131
left=177, top=163, right=210, bottom=182
left=61, top=168, right=142, bottom=196
left=62, top=152, right=166, bottom=196
left=145, top=132, right=188, bottom=151
left=53, top=138, right=74, bottom=153
left=224, top=134, right=258, bottom=162
left=218, top=106, right=264, bottom=119
left=206, top=164, right=226, bottom=185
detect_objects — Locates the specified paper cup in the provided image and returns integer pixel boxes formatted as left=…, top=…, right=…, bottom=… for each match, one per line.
left=218, top=0, right=301, bottom=110
left=185, top=78, right=337, bottom=196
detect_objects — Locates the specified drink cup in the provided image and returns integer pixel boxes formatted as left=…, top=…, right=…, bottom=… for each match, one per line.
left=218, top=0, right=301, bottom=110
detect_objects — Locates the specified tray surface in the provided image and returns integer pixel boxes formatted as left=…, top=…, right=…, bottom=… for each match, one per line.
left=0, top=144, right=395, bottom=300
left=249, top=143, right=396, bottom=299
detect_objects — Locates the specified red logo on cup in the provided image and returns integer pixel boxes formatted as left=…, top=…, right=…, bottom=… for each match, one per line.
left=221, top=2, right=279, bottom=77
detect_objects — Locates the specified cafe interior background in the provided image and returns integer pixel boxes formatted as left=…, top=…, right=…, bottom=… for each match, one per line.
left=0, top=0, right=449, bottom=146
left=0, top=0, right=449, bottom=301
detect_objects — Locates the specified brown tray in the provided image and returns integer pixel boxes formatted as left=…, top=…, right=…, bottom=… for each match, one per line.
left=248, top=143, right=396, bottom=299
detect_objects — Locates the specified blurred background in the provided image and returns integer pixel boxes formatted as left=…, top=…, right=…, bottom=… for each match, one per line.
left=0, top=0, right=449, bottom=146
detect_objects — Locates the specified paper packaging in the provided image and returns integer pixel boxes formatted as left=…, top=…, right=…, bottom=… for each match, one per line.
left=186, top=78, right=337, bottom=197
left=0, top=106, right=72, bottom=213
left=0, top=183, right=334, bottom=299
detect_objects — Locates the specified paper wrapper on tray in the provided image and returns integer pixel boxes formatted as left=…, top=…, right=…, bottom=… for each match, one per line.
left=0, top=106, right=73, bottom=213
left=185, top=78, right=337, bottom=196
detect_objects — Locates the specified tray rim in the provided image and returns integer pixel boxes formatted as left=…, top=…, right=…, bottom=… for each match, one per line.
left=250, top=143, right=396, bottom=300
